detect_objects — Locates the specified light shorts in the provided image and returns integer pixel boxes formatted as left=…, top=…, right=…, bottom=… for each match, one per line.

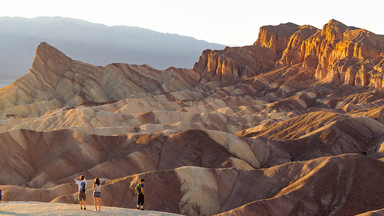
left=93, top=192, right=101, bottom=198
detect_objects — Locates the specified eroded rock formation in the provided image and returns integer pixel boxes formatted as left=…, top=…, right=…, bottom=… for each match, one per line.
left=2, top=19, right=384, bottom=215
left=194, top=19, right=384, bottom=87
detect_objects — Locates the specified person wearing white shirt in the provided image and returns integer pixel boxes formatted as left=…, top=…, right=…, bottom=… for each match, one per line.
left=93, top=178, right=102, bottom=211
left=74, top=175, right=87, bottom=210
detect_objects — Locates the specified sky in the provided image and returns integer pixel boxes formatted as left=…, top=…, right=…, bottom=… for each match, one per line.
left=0, top=0, right=383, bottom=46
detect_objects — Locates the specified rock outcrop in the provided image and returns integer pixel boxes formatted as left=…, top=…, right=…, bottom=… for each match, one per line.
left=194, top=19, right=384, bottom=87
left=2, top=19, right=384, bottom=216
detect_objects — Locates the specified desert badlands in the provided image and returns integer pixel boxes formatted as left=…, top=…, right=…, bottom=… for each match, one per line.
left=2, top=19, right=384, bottom=215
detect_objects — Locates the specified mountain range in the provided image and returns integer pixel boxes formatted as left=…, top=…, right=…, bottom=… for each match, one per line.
left=0, top=16, right=225, bottom=79
left=1, top=19, right=384, bottom=215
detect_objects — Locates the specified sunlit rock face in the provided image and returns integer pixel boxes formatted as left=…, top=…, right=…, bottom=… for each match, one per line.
left=2, top=20, right=384, bottom=216
left=194, top=19, right=384, bottom=87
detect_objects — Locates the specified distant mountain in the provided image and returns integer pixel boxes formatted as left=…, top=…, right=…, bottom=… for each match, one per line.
left=0, top=16, right=225, bottom=79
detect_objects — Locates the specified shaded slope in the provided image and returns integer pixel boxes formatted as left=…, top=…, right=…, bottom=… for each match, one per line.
left=217, top=154, right=384, bottom=216
left=0, top=129, right=257, bottom=187
left=3, top=154, right=384, bottom=216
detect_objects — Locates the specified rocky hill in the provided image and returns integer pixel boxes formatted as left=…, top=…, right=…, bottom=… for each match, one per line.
left=2, top=19, right=384, bottom=215
left=195, top=19, right=384, bottom=85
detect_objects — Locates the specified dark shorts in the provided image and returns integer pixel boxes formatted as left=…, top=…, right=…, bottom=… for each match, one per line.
left=93, top=192, right=101, bottom=198
left=79, top=191, right=86, bottom=201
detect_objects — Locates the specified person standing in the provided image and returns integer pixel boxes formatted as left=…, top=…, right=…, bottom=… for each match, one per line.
left=0, top=188, right=2, bottom=202
left=74, top=175, right=87, bottom=210
left=93, top=178, right=102, bottom=211
left=135, top=179, right=145, bottom=210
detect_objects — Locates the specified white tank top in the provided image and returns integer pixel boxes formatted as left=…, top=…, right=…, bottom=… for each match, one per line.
left=94, top=184, right=101, bottom=192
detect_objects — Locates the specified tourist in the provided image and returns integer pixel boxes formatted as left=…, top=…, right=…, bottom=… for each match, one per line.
left=93, top=178, right=102, bottom=211
left=135, top=179, right=145, bottom=210
left=74, top=175, right=87, bottom=210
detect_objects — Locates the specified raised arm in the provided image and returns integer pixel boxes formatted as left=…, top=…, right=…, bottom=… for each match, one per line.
left=74, top=176, right=81, bottom=182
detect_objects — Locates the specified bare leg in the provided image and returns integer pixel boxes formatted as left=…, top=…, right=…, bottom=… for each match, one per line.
left=98, top=197, right=101, bottom=211
left=94, top=197, right=97, bottom=211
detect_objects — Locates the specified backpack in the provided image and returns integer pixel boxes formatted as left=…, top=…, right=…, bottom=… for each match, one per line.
left=81, top=181, right=86, bottom=192
left=136, top=183, right=143, bottom=194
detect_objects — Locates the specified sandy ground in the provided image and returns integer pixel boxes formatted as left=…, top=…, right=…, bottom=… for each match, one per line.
left=0, top=201, right=184, bottom=216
